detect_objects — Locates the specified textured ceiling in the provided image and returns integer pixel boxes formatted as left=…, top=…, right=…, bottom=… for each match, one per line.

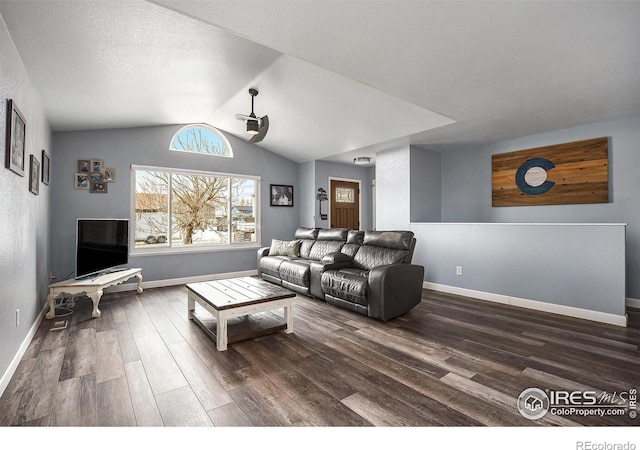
left=1, top=1, right=639, bottom=165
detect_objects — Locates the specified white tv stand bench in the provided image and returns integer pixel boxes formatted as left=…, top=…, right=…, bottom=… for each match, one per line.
left=46, top=268, right=143, bottom=319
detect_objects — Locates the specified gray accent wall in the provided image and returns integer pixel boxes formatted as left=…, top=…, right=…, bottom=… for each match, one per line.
left=51, top=125, right=299, bottom=283
left=410, top=145, right=441, bottom=222
left=298, top=160, right=315, bottom=228
left=409, top=223, right=626, bottom=317
left=0, top=16, right=52, bottom=379
left=375, top=117, right=637, bottom=318
left=313, top=160, right=374, bottom=231
left=297, top=160, right=374, bottom=231
left=440, top=115, right=640, bottom=300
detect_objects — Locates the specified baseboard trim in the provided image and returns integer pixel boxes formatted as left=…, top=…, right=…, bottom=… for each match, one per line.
left=424, top=282, right=628, bottom=327
left=106, top=269, right=259, bottom=293
left=626, top=297, right=640, bottom=309
left=0, top=306, right=46, bottom=399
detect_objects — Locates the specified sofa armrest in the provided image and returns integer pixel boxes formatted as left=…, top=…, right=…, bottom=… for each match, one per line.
left=309, top=253, right=354, bottom=299
left=257, top=246, right=270, bottom=277
left=367, top=264, right=424, bottom=321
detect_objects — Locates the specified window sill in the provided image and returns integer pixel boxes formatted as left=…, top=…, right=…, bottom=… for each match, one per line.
left=130, top=243, right=262, bottom=257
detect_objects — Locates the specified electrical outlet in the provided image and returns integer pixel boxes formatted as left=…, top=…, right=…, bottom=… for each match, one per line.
left=456, top=266, right=463, bottom=276
left=16, top=309, right=20, bottom=327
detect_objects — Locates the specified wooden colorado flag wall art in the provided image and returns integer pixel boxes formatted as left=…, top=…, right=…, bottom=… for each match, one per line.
left=492, top=137, right=609, bottom=207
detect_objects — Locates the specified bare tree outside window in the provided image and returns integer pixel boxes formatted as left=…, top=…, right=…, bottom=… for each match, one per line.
left=135, top=171, right=169, bottom=245
left=172, top=174, right=229, bottom=244
left=135, top=172, right=256, bottom=247
left=169, top=125, right=232, bottom=157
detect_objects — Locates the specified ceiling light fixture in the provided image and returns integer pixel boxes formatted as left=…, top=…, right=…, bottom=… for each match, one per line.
left=354, top=157, right=371, bottom=165
left=236, top=88, right=269, bottom=142
left=246, top=119, right=259, bottom=135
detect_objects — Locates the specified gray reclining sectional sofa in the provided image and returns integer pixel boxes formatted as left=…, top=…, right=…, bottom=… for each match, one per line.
left=257, top=227, right=424, bottom=321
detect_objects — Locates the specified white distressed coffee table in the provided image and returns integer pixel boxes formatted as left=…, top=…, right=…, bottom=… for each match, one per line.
left=187, top=277, right=295, bottom=351
left=47, top=268, right=143, bottom=319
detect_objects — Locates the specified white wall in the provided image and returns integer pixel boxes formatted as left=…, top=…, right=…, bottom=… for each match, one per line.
left=0, top=16, right=52, bottom=381
left=376, top=145, right=411, bottom=230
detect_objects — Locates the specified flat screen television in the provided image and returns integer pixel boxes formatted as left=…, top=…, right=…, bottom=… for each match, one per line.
left=76, top=219, right=129, bottom=279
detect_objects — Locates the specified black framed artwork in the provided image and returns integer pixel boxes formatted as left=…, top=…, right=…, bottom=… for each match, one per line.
left=5, top=99, right=26, bottom=177
left=29, top=154, right=40, bottom=195
left=42, top=149, right=50, bottom=185
left=270, top=184, right=293, bottom=207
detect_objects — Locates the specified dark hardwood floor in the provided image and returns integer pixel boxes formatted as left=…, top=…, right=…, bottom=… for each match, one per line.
left=1, top=283, right=639, bottom=428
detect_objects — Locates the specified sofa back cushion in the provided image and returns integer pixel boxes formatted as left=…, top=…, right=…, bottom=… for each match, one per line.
left=363, top=231, right=414, bottom=250
left=352, top=230, right=415, bottom=270
left=295, top=227, right=320, bottom=259
left=353, top=246, right=410, bottom=270
left=347, top=230, right=364, bottom=245
left=317, top=228, right=349, bottom=241
left=308, top=228, right=348, bottom=260
left=295, top=227, right=320, bottom=240
left=341, top=230, right=364, bottom=258
left=309, top=240, right=344, bottom=260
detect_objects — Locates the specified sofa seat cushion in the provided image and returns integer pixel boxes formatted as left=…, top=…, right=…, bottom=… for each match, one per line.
left=321, top=268, right=370, bottom=306
left=259, top=255, right=291, bottom=278
left=279, top=259, right=313, bottom=287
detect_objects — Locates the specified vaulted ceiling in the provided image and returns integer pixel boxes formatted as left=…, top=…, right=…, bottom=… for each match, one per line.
left=1, top=1, right=639, bottom=166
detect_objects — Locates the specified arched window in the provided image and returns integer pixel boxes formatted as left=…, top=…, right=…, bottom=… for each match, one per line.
left=169, top=124, right=233, bottom=158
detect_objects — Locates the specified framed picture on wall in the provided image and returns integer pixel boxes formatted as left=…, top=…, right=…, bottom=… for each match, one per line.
left=270, top=184, right=294, bottom=207
left=42, top=149, right=50, bottom=185
left=29, top=155, right=40, bottom=195
left=89, top=172, right=103, bottom=182
left=5, top=99, right=26, bottom=177
left=75, top=173, right=89, bottom=190
left=90, top=159, right=103, bottom=172
left=90, top=181, right=108, bottom=193
left=78, top=160, right=90, bottom=173
left=104, top=168, right=115, bottom=182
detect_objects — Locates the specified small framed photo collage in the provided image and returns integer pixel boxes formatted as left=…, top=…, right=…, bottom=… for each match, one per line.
left=75, top=159, right=116, bottom=193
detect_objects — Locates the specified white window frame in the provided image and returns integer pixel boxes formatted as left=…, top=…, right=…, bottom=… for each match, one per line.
left=130, top=164, right=261, bottom=256
left=169, top=124, right=233, bottom=158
